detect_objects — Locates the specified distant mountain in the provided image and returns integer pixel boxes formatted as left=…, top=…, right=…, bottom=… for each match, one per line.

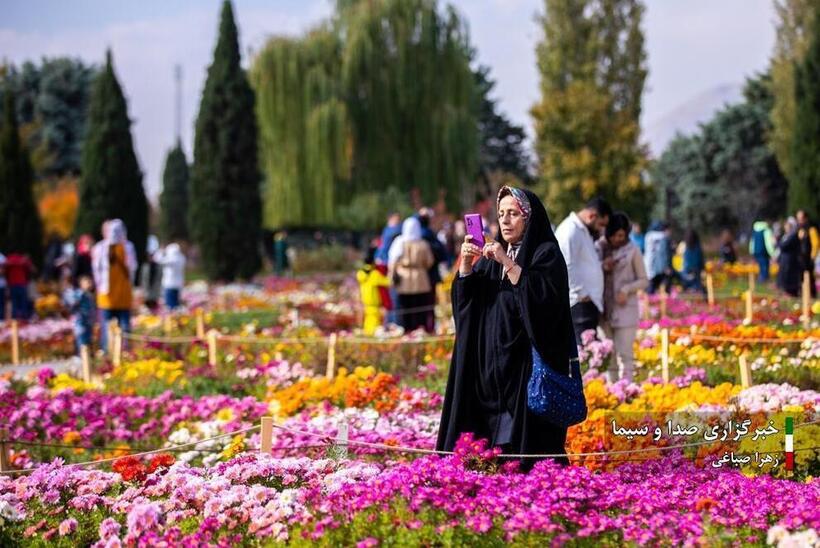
left=643, top=83, right=743, bottom=157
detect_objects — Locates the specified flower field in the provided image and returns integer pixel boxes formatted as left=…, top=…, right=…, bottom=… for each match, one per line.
left=0, top=275, right=818, bottom=546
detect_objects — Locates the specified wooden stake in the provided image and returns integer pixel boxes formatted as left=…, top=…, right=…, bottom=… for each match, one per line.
left=326, top=333, right=338, bottom=379
left=659, top=288, right=667, bottom=319
left=163, top=314, right=173, bottom=334
left=739, top=354, right=752, bottom=388
left=80, top=344, right=91, bottom=384
left=0, top=427, right=8, bottom=473
left=107, top=319, right=117, bottom=354
left=689, top=324, right=697, bottom=337
left=747, top=270, right=755, bottom=295
left=10, top=320, right=19, bottom=365
left=744, top=290, right=753, bottom=324
left=661, top=328, right=670, bottom=383
left=802, top=271, right=811, bottom=329
left=260, top=416, right=273, bottom=454
left=336, top=420, right=349, bottom=460
left=207, top=330, right=218, bottom=367
left=195, top=309, right=205, bottom=339
left=706, top=273, right=715, bottom=308
left=112, top=326, right=122, bottom=367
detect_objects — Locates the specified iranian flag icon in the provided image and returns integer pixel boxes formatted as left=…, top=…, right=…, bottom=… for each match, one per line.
left=785, top=417, right=794, bottom=471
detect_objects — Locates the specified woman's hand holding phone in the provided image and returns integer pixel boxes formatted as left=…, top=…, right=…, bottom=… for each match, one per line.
left=459, top=234, right=481, bottom=276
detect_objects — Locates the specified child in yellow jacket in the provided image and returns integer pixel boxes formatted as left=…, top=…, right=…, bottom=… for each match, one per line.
left=356, top=248, right=392, bottom=335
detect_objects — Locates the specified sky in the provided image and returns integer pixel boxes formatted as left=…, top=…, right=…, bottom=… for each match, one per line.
left=1, top=0, right=777, bottom=200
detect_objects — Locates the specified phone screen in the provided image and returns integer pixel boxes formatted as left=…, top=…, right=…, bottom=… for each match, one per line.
left=464, top=214, right=485, bottom=248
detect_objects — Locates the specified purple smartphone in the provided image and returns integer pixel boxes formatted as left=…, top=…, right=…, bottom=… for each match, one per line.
left=464, top=213, right=485, bottom=248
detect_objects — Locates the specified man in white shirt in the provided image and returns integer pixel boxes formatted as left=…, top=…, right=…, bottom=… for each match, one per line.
left=555, top=197, right=612, bottom=343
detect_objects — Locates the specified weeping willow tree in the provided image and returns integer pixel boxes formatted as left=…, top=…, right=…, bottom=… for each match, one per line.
left=338, top=0, right=477, bottom=209
left=251, top=27, right=350, bottom=228
left=251, top=0, right=478, bottom=229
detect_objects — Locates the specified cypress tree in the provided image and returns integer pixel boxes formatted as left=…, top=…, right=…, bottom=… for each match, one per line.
left=789, top=8, right=820, bottom=220
left=75, top=50, right=148, bottom=261
left=190, top=0, right=261, bottom=280
left=0, top=91, right=42, bottom=264
left=159, top=141, right=189, bottom=241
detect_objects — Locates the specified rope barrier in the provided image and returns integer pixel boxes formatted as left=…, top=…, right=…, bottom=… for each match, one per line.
left=2, top=419, right=816, bottom=475
left=266, top=417, right=820, bottom=460
left=122, top=331, right=453, bottom=347
left=215, top=335, right=325, bottom=345
left=0, top=425, right=260, bottom=476
left=122, top=332, right=200, bottom=344
left=8, top=440, right=223, bottom=454
left=669, top=331, right=814, bottom=345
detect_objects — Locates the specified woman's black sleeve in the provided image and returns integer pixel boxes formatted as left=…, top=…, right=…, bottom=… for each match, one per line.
left=512, top=242, right=571, bottom=375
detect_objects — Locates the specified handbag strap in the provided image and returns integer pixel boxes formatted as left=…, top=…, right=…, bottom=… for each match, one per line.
left=567, top=323, right=580, bottom=378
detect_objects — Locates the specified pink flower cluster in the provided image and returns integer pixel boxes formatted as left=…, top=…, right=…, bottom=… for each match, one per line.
left=0, top=385, right=268, bottom=452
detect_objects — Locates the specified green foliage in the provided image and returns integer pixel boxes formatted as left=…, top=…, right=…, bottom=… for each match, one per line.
left=0, top=90, right=42, bottom=263
left=159, top=142, right=189, bottom=242
left=789, top=7, right=820, bottom=220
left=475, top=64, right=532, bottom=189
left=252, top=28, right=349, bottom=229
left=289, top=244, right=351, bottom=273
left=335, top=186, right=415, bottom=231
left=340, top=0, right=477, bottom=210
left=75, top=50, right=148, bottom=261
left=0, top=57, right=96, bottom=179
left=652, top=73, right=788, bottom=233
left=769, top=0, right=816, bottom=183
left=532, top=0, right=650, bottom=222
left=190, top=0, right=262, bottom=280
left=252, top=0, right=478, bottom=229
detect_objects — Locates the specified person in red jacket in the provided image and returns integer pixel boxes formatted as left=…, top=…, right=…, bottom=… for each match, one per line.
left=5, top=253, right=35, bottom=319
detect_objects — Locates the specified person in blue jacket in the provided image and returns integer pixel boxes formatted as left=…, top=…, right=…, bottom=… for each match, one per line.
left=749, top=220, right=776, bottom=282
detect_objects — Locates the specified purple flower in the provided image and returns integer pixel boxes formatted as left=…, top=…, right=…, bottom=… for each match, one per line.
left=58, top=517, right=77, bottom=536
left=99, top=517, right=121, bottom=540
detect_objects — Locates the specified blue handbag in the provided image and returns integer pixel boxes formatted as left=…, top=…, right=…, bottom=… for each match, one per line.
left=527, top=328, right=588, bottom=427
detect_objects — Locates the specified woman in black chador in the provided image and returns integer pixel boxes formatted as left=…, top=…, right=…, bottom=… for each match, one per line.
left=436, top=186, right=573, bottom=468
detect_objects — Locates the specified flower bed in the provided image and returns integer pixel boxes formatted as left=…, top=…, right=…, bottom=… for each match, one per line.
left=1, top=442, right=817, bottom=546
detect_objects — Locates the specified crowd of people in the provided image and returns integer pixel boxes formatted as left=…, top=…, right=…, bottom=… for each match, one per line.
left=749, top=212, right=819, bottom=298
left=0, top=219, right=186, bottom=355
left=363, top=196, right=820, bottom=387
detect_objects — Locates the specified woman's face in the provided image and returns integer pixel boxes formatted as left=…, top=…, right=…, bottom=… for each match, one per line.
left=608, top=229, right=627, bottom=248
left=498, top=195, right=526, bottom=244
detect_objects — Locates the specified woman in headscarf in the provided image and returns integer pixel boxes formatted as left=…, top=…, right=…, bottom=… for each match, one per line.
left=387, top=217, right=435, bottom=333
left=436, top=186, right=575, bottom=469
left=91, top=219, right=137, bottom=351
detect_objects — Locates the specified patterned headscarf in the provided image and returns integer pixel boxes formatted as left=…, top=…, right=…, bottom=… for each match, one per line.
left=497, top=185, right=531, bottom=225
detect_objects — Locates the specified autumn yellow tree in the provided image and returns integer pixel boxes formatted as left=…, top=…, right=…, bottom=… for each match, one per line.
left=531, top=0, right=651, bottom=221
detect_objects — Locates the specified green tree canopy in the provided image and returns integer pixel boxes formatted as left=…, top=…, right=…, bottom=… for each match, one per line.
left=652, top=73, right=788, bottom=233
left=531, top=0, right=650, bottom=222
left=475, top=64, right=531, bottom=191
left=159, top=142, right=189, bottom=242
left=190, top=0, right=262, bottom=280
left=769, top=0, right=815, bottom=183
left=0, top=91, right=43, bottom=264
left=252, top=0, right=478, bottom=230
left=789, top=8, right=820, bottom=220
left=0, top=58, right=96, bottom=179
left=75, top=50, right=148, bottom=261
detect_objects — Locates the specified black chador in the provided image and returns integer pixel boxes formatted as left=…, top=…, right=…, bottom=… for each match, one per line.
left=436, top=189, right=574, bottom=467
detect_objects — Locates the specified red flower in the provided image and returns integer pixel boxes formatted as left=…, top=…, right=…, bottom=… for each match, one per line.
left=112, top=455, right=147, bottom=482
left=148, top=453, right=175, bottom=473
